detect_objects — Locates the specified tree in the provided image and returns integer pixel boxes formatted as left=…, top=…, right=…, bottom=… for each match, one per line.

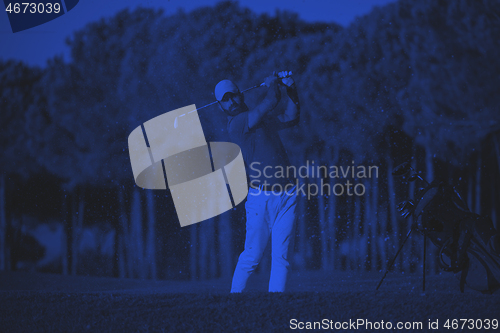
left=0, top=60, right=43, bottom=271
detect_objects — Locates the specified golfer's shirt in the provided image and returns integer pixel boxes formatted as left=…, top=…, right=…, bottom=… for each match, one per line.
left=227, top=112, right=299, bottom=191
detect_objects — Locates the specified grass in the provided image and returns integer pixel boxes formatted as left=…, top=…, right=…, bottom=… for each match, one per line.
left=1, top=270, right=499, bottom=332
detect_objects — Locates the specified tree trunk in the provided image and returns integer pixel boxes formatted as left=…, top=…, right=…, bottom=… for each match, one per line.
left=387, top=155, right=399, bottom=271
left=475, top=153, right=482, bottom=215
left=61, top=193, right=69, bottom=275
left=408, top=158, right=417, bottom=273
left=218, top=212, right=233, bottom=278
left=467, top=159, right=475, bottom=214
left=425, top=139, right=434, bottom=183
left=71, top=189, right=84, bottom=276
left=145, top=191, right=157, bottom=280
left=379, top=206, right=388, bottom=272
left=199, top=218, right=217, bottom=280
left=9, top=216, right=18, bottom=271
left=349, top=196, right=355, bottom=269
left=424, top=147, right=436, bottom=274
left=0, top=175, right=6, bottom=271
left=296, top=178, right=307, bottom=270
left=190, top=224, right=198, bottom=281
left=352, top=195, right=361, bottom=271
left=492, top=182, right=498, bottom=230
left=209, top=219, right=217, bottom=279
left=328, top=149, right=339, bottom=270
left=70, top=194, right=76, bottom=275
left=492, top=136, right=500, bottom=230
left=198, top=221, right=208, bottom=280
left=493, top=135, right=500, bottom=177
left=130, top=189, right=144, bottom=278
left=124, top=189, right=134, bottom=279
left=327, top=185, right=336, bottom=270
left=116, top=188, right=127, bottom=278
left=69, top=194, right=76, bottom=275
left=370, top=176, right=378, bottom=271
left=318, top=177, right=329, bottom=271
left=362, top=181, right=370, bottom=271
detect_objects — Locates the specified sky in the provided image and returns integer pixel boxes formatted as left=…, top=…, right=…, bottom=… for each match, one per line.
left=0, top=0, right=397, bottom=67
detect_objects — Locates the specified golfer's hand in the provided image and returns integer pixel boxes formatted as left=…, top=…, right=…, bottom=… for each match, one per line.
left=264, top=72, right=281, bottom=106
left=264, top=72, right=279, bottom=88
left=278, top=71, right=299, bottom=107
left=278, top=71, right=294, bottom=87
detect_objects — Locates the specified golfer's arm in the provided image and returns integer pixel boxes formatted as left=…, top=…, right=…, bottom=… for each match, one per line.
left=278, top=85, right=300, bottom=123
left=248, top=91, right=280, bottom=129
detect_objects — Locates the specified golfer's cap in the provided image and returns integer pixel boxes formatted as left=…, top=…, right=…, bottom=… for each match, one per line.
left=215, top=79, right=240, bottom=101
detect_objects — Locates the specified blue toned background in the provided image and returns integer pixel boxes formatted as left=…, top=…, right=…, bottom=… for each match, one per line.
left=1, top=0, right=500, bottom=331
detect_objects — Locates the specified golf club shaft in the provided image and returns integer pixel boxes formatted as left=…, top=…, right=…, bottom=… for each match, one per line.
left=196, top=83, right=265, bottom=111
left=173, top=71, right=291, bottom=128
left=198, top=71, right=291, bottom=111
left=172, top=83, right=266, bottom=128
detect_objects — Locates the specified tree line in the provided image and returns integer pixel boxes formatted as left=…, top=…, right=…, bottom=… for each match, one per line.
left=1, top=0, right=499, bottom=279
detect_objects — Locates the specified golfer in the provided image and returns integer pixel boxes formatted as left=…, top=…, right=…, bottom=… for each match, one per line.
left=214, top=71, right=300, bottom=292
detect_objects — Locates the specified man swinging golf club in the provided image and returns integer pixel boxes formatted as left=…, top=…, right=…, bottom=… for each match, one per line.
left=215, top=71, right=300, bottom=292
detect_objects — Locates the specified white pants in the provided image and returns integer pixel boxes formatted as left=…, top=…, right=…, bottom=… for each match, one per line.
left=231, top=185, right=297, bottom=292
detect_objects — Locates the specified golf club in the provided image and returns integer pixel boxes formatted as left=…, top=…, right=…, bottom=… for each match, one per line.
left=173, top=71, right=292, bottom=128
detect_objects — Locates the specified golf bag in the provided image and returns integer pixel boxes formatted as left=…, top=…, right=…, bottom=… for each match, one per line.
left=394, top=164, right=500, bottom=294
